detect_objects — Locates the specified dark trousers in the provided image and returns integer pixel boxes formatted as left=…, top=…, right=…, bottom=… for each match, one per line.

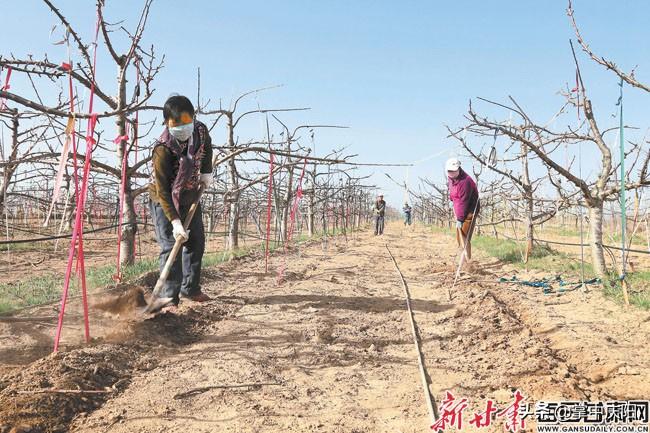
left=374, top=215, right=384, bottom=235
left=150, top=200, right=205, bottom=304
left=404, top=213, right=412, bottom=225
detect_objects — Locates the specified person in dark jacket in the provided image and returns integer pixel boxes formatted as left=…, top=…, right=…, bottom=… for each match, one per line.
left=374, top=194, right=386, bottom=235
left=446, top=158, right=479, bottom=269
left=149, top=94, right=213, bottom=309
left=403, top=203, right=412, bottom=226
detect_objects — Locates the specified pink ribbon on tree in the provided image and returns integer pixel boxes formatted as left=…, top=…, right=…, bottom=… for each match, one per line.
left=44, top=116, right=76, bottom=226
left=113, top=134, right=129, bottom=144
left=54, top=10, right=102, bottom=352
left=0, top=66, right=13, bottom=110
left=276, top=158, right=308, bottom=284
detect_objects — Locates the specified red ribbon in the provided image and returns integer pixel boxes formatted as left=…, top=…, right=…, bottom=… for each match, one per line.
left=0, top=66, right=12, bottom=110
left=54, top=10, right=102, bottom=352
left=113, top=134, right=129, bottom=144
left=1, top=66, right=11, bottom=90
left=288, top=158, right=308, bottom=244
left=277, top=158, right=308, bottom=284
left=85, top=113, right=98, bottom=146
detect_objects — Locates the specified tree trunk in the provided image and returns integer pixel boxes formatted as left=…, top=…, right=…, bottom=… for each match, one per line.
left=321, top=204, right=327, bottom=236
left=119, top=189, right=137, bottom=265
left=226, top=115, right=240, bottom=251
left=227, top=191, right=240, bottom=250
left=588, top=203, right=607, bottom=277
left=524, top=194, right=534, bottom=263
left=307, top=188, right=315, bottom=237
left=115, top=169, right=137, bottom=266
left=63, top=188, right=74, bottom=231
left=116, top=62, right=137, bottom=266
left=0, top=110, right=19, bottom=215
left=281, top=167, right=294, bottom=242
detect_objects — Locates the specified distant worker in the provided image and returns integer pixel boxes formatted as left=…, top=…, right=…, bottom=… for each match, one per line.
left=149, top=94, right=213, bottom=309
left=446, top=157, right=480, bottom=269
left=403, top=202, right=412, bottom=226
left=374, top=194, right=386, bottom=235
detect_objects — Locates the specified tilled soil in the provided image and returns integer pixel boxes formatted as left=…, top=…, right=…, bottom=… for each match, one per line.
left=1, top=225, right=649, bottom=432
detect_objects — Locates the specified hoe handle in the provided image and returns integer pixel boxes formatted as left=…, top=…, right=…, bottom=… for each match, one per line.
left=152, top=186, right=205, bottom=297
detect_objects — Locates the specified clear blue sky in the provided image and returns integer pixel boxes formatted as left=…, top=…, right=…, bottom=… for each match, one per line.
left=2, top=0, right=649, bottom=205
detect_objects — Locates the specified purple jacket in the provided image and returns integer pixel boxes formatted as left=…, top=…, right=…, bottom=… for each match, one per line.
left=448, top=168, right=479, bottom=222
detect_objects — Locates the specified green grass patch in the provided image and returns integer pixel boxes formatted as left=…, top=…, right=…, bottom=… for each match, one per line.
left=0, top=300, right=14, bottom=314
left=472, top=233, right=648, bottom=310
left=472, top=236, right=525, bottom=263
left=0, top=251, right=230, bottom=314
left=603, top=271, right=650, bottom=310
left=459, top=232, right=598, bottom=277
left=604, top=232, right=648, bottom=247
left=471, top=235, right=560, bottom=264
left=430, top=223, right=650, bottom=310
left=555, top=227, right=581, bottom=238
left=429, top=224, right=452, bottom=235
left=0, top=273, right=70, bottom=312
left=1, top=242, right=56, bottom=253
left=85, top=257, right=160, bottom=289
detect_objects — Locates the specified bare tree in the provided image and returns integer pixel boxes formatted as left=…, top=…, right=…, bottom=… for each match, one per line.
left=464, top=74, right=650, bottom=276
left=568, top=0, right=650, bottom=93
left=201, top=87, right=317, bottom=251
left=0, top=109, right=48, bottom=212
left=0, top=0, right=162, bottom=266
left=448, top=124, right=571, bottom=262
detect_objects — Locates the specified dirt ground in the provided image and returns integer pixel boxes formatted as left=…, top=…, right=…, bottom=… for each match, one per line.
left=1, top=224, right=649, bottom=432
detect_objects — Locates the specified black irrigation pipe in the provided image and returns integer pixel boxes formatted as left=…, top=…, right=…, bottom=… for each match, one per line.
left=3, top=222, right=270, bottom=245
left=4, top=219, right=152, bottom=236
left=0, top=223, right=131, bottom=245
left=534, top=238, right=650, bottom=256
left=477, top=226, right=650, bottom=256
left=203, top=229, right=266, bottom=240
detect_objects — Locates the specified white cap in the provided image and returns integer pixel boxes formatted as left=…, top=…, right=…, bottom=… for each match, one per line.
left=445, top=157, right=461, bottom=171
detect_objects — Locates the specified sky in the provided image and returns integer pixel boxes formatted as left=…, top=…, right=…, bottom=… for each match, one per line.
left=1, top=0, right=649, bottom=206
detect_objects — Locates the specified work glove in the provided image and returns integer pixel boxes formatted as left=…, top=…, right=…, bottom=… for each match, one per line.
left=200, top=173, right=212, bottom=189
left=456, top=220, right=463, bottom=230
left=171, top=219, right=189, bottom=243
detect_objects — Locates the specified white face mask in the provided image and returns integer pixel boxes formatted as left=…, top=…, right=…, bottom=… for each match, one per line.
left=168, top=122, right=194, bottom=142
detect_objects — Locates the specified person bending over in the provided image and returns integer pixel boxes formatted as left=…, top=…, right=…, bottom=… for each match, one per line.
left=446, top=157, right=479, bottom=269
left=148, top=94, right=213, bottom=308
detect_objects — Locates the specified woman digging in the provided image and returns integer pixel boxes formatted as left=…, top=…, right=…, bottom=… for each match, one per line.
left=148, top=94, right=213, bottom=311
left=446, top=157, right=480, bottom=271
